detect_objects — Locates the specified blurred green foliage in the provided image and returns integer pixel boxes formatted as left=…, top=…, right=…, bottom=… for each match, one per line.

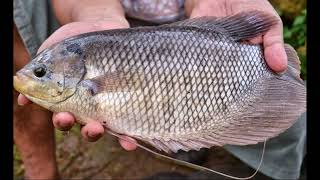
left=283, top=9, right=306, bottom=79
left=14, top=145, right=24, bottom=179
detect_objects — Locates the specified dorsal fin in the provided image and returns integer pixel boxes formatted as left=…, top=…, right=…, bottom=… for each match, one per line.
left=164, top=10, right=279, bottom=41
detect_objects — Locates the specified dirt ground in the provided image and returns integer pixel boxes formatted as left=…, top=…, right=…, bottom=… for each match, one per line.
left=14, top=127, right=306, bottom=179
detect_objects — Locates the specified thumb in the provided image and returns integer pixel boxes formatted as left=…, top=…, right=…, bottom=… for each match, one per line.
left=17, top=94, right=32, bottom=106
left=263, top=23, right=288, bottom=73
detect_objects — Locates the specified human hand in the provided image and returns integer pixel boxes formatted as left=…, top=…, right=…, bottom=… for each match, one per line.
left=17, top=18, right=137, bottom=151
left=185, top=0, right=287, bottom=73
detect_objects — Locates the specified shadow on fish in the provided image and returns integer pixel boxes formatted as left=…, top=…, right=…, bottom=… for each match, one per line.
left=13, top=11, right=306, bottom=179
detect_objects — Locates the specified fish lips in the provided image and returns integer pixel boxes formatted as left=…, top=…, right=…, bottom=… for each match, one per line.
left=13, top=72, right=72, bottom=104
left=13, top=73, right=31, bottom=95
left=13, top=73, right=46, bottom=101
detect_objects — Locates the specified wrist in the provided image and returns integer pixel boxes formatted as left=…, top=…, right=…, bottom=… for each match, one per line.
left=53, top=0, right=129, bottom=28
left=75, top=17, right=130, bottom=30
left=71, top=1, right=129, bottom=27
left=71, top=4, right=126, bottom=22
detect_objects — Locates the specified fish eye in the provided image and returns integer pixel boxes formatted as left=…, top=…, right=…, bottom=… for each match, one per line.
left=33, top=66, right=47, bottom=78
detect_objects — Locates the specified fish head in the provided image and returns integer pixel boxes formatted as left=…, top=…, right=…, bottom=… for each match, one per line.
left=13, top=41, right=85, bottom=109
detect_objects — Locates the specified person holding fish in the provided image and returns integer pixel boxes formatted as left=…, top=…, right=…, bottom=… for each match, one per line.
left=13, top=0, right=306, bottom=179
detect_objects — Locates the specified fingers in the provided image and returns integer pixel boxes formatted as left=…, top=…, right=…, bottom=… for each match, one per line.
left=247, top=34, right=287, bottom=73
left=79, top=121, right=137, bottom=151
left=118, top=135, right=138, bottom=151
left=248, top=36, right=263, bottom=44
left=264, top=41, right=288, bottom=73
left=54, top=114, right=137, bottom=151
left=18, top=93, right=135, bottom=150
left=80, top=121, right=105, bottom=142
left=52, top=112, right=75, bottom=131
left=79, top=122, right=137, bottom=151
left=185, top=0, right=288, bottom=73
left=17, top=94, right=75, bottom=132
left=263, top=23, right=287, bottom=73
left=242, top=19, right=287, bottom=73
left=17, top=94, right=32, bottom=106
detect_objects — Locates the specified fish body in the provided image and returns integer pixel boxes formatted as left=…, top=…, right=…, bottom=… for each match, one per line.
left=14, top=11, right=306, bottom=153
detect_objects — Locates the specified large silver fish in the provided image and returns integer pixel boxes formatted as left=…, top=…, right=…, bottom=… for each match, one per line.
left=14, top=11, right=306, bottom=153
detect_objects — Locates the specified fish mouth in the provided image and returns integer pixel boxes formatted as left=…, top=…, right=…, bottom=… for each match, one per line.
left=13, top=74, right=56, bottom=109
left=13, top=73, right=43, bottom=98
left=13, top=74, right=30, bottom=95
left=14, top=73, right=46, bottom=99
left=14, top=72, right=76, bottom=104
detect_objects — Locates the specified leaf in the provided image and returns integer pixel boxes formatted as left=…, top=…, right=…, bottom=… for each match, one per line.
left=283, top=27, right=292, bottom=39
left=298, top=38, right=305, bottom=46
left=293, top=16, right=305, bottom=26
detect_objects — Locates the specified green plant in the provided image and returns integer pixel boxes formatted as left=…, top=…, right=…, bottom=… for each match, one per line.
left=283, top=9, right=306, bottom=79
left=14, top=145, right=24, bottom=178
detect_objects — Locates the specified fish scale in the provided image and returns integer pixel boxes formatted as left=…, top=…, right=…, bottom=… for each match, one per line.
left=80, top=27, right=269, bottom=137
left=14, top=11, right=306, bottom=153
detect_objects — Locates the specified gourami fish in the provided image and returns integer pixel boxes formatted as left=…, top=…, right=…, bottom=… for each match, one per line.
left=14, top=11, right=306, bottom=154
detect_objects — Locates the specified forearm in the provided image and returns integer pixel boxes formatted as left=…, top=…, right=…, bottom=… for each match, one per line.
left=14, top=103, right=58, bottom=179
left=52, top=0, right=128, bottom=25
left=38, top=0, right=129, bottom=51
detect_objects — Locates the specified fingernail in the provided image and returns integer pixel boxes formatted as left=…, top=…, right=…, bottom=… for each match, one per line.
left=88, top=132, right=101, bottom=138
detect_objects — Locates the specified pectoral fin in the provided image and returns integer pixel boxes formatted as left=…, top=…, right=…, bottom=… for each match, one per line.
left=80, top=71, right=141, bottom=96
